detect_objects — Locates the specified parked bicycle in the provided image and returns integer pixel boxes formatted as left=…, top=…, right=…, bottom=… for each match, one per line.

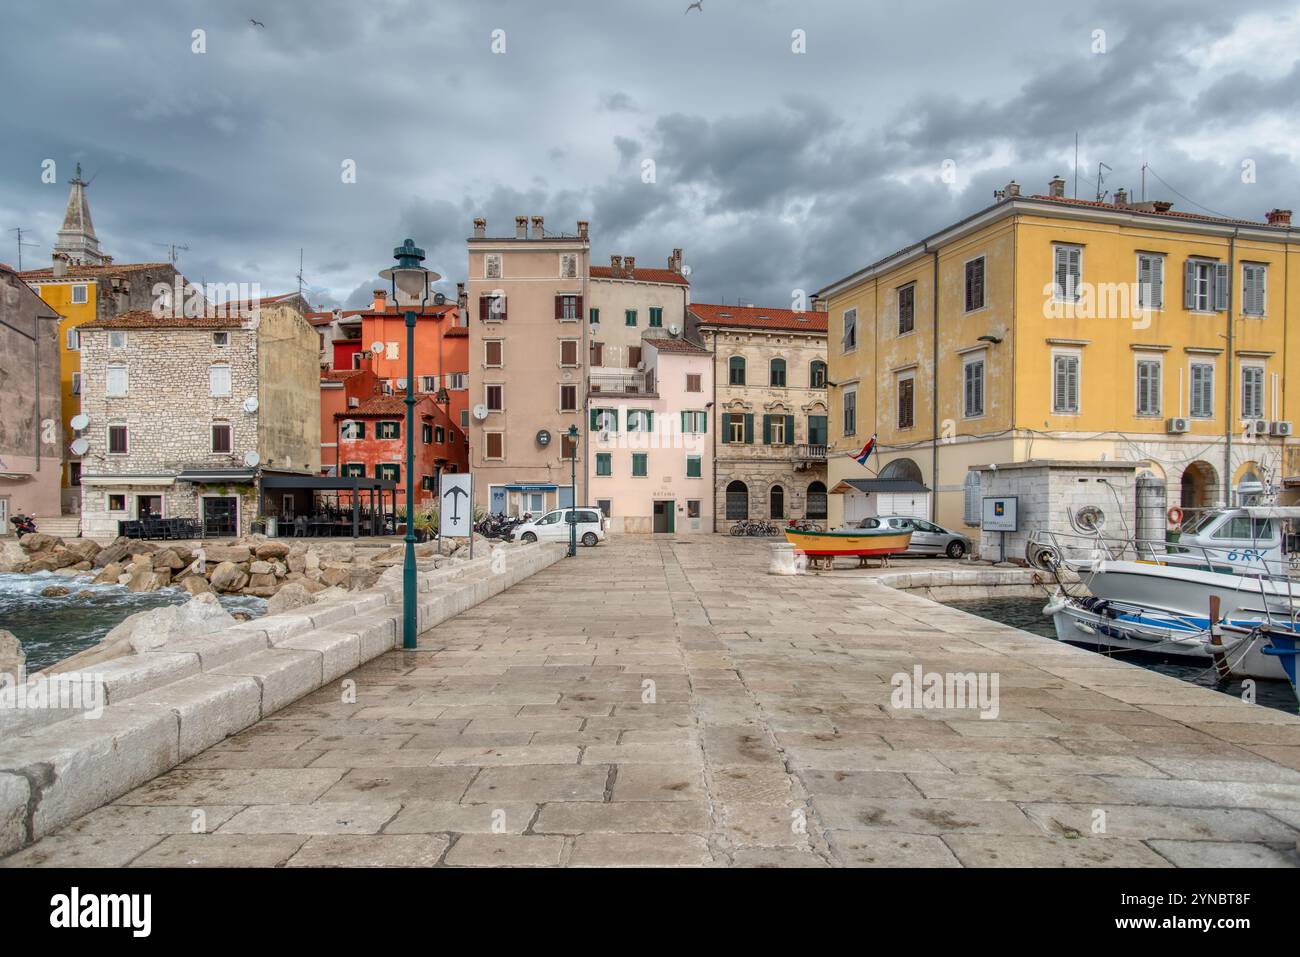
left=729, top=519, right=780, bottom=537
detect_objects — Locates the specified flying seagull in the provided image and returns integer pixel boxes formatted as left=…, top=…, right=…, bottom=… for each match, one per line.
left=685, top=1, right=703, bottom=12
left=249, top=18, right=265, bottom=27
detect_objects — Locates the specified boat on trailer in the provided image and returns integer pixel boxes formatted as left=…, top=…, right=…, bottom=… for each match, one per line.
left=784, top=526, right=913, bottom=569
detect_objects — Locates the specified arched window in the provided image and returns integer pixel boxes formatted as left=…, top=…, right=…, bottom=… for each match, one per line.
left=728, top=356, right=746, bottom=386
left=807, top=481, right=827, bottom=519
left=769, top=358, right=787, bottom=387
left=725, top=480, right=749, bottom=520
left=770, top=485, right=785, bottom=519
left=809, top=360, right=827, bottom=389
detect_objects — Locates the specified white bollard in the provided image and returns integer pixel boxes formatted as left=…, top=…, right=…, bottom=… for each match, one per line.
left=768, top=542, right=800, bottom=575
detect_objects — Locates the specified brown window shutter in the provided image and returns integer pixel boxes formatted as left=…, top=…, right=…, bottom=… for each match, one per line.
left=575, top=295, right=583, bottom=318
left=554, top=295, right=563, bottom=320
left=591, top=341, right=603, bottom=365
left=629, top=346, right=642, bottom=367
left=478, top=296, right=488, bottom=321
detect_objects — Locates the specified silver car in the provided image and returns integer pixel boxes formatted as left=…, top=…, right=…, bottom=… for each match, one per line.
left=855, top=515, right=971, bottom=559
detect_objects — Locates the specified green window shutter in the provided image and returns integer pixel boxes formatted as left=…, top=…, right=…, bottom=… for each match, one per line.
left=687, top=455, right=701, bottom=478
left=645, top=411, right=654, bottom=431
left=721, top=414, right=731, bottom=444
left=590, top=408, right=599, bottom=430
left=626, top=309, right=637, bottom=326
left=680, top=410, right=688, bottom=433
left=762, top=414, right=772, bottom=444
left=632, top=453, right=647, bottom=476
left=743, top=413, right=754, bottom=444
left=701, top=412, right=707, bottom=433
left=596, top=453, right=611, bottom=476
left=785, top=414, right=795, bottom=445
left=589, top=307, right=599, bottom=323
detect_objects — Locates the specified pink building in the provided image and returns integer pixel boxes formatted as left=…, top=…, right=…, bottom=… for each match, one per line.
left=588, top=336, right=713, bottom=533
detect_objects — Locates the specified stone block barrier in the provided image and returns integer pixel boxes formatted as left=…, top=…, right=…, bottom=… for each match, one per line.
left=0, top=541, right=566, bottom=856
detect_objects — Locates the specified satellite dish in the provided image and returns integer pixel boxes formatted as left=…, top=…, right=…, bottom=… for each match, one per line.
left=370, top=340, right=384, bottom=355
left=536, top=429, right=552, bottom=447
left=242, top=396, right=259, bottom=413
left=70, top=414, right=89, bottom=431
left=668, top=324, right=680, bottom=337
left=396, top=378, right=407, bottom=390
left=243, top=451, right=261, bottom=467
left=472, top=404, right=489, bottom=421
left=70, top=437, right=89, bottom=456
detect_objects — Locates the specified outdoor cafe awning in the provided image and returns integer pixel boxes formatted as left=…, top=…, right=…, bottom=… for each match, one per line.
left=178, top=468, right=256, bottom=484
left=81, top=474, right=176, bottom=487
left=259, top=474, right=397, bottom=492
left=830, top=479, right=930, bottom=495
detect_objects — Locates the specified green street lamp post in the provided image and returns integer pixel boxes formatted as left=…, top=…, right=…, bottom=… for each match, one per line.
left=567, top=424, right=579, bottom=557
left=380, top=239, right=440, bottom=650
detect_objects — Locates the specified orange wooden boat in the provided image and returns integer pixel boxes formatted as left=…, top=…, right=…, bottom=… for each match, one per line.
left=783, top=526, right=912, bottom=557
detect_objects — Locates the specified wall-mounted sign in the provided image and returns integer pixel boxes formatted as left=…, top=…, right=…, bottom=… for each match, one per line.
left=982, top=496, right=1018, bottom=532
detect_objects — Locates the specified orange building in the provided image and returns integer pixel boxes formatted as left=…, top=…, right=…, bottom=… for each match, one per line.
left=319, top=367, right=380, bottom=476
left=333, top=394, right=467, bottom=505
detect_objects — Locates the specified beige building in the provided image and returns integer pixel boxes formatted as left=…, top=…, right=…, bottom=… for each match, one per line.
left=467, top=216, right=590, bottom=516
left=687, top=303, right=829, bottom=530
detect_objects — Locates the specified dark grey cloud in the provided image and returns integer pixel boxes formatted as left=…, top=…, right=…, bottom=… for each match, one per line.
left=1, top=0, right=1296, bottom=310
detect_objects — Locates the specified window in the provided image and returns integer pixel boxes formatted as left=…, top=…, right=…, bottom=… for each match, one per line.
left=632, top=453, right=648, bottom=477
left=435, top=425, right=445, bottom=443
left=809, top=361, right=826, bottom=388
left=898, top=284, right=915, bottom=334
left=729, top=356, right=746, bottom=385
left=485, top=432, right=504, bottom=459
left=352, top=352, right=363, bottom=370
left=770, top=358, right=786, bottom=387
left=686, top=373, right=701, bottom=393
left=1241, top=364, right=1265, bottom=419
left=1190, top=362, right=1215, bottom=418
left=843, top=387, right=857, bottom=436
left=764, top=414, right=791, bottom=445
left=625, top=309, right=637, bottom=327
left=485, top=340, right=503, bottom=366
left=1053, top=244, right=1083, bottom=301
left=209, top=364, right=231, bottom=396
left=460, top=410, right=469, bottom=429
left=108, top=330, right=128, bottom=349
left=627, top=409, right=653, bottom=432
left=1137, top=253, right=1165, bottom=310
left=108, top=424, right=128, bottom=454
left=806, top=481, right=827, bottom=520
left=1052, top=354, right=1080, bottom=413
left=596, top=453, right=612, bottom=476
left=680, top=410, right=707, bottom=433
left=560, top=384, right=577, bottom=411
left=211, top=422, right=232, bottom=453
left=69, top=462, right=81, bottom=486
left=66, top=328, right=80, bottom=351
left=417, top=376, right=436, bottom=393
left=723, top=413, right=751, bottom=444
left=485, top=254, right=502, bottom=279
left=1136, top=358, right=1162, bottom=416
left=448, top=373, right=466, bottom=390
left=108, top=493, right=126, bottom=512
left=106, top=363, right=128, bottom=397
left=556, top=295, right=580, bottom=320
left=897, top=375, right=915, bottom=429
left=422, top=423, right=433, bottom=444
left=807, top=415, right=827, bottom=446
left=965, top=257, right=985, bottom=311
left=769, top=485, right=785, bottom=519
left=589, top=307, right=600, bottom=324
left=597, top=499, right=612, bottom=517
left=71, top=284, right=88, bottom=304
left=963, top=357, right=984, bottom=418
left=560, top=340, right=579, bottom=366
left=725, top=481, right=748, bottom=520
left=560, top=253, right=578, bottom=278
left=377, top=463, right=401, bottom=483
left=649, top=307, right=663, bottom=328
left=377, top=421, right=400, bottom=440
left=71, top=373, right=81, bottom=395
left=480, top=293, right=506, bottom=321
left=1243, top=263, right=1267, bottom=317
left=1185, top=259, right=1228, bottom=312
left=686, top=455, right=702, bottom=478
left=486, top=384, right=503, bottom=411
left=213, top=331, right=229, bottom=347
left=341, top=420, right=365, bottom=440
left=687, top=499, right=701, bottom=519
left=842, top=308, right=857, bottom=352
left=342, top=463, right=365, bottom=478
left=592, top=408, right=618, bottom=432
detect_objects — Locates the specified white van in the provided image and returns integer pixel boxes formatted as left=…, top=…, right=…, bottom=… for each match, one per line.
left=511, top=507, right=608, bottom=546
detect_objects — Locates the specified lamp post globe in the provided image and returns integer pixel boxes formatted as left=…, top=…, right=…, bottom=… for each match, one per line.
left=379, top=239, right=441, bottom=650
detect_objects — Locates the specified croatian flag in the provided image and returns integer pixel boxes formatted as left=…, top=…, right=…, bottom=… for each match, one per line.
left=855, top=434, right=877, bottom=467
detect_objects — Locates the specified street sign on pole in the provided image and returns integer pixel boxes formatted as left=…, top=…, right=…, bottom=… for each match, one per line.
left=439, top=474, right=473, bottom=539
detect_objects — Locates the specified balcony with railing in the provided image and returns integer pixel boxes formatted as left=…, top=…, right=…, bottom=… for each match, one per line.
left=794, top=443, right=827, bottom=466
left=589, top=370, right=657, bottom=397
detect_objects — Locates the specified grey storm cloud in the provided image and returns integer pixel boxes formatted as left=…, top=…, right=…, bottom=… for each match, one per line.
left=1, top=0, right=1297, bottom=309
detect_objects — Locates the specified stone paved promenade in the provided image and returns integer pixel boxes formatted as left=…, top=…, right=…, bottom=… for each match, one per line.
left=6, top=538, right=1300, bottom=867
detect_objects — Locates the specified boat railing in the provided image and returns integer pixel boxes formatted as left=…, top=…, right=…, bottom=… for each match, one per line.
left=1025, top=527, right=1299, bottom=581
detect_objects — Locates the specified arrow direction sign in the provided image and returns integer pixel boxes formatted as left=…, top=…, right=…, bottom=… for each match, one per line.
left=439, top=474, right=473, bottom=539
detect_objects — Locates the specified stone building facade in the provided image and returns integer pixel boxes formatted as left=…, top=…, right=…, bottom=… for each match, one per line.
left=77, top=305, right=320, bottom=538
left=687, top=303, right=829, bottom=531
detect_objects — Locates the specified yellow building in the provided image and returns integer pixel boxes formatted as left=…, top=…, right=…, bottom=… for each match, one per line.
left=818, top=176, right=1299, bottom=533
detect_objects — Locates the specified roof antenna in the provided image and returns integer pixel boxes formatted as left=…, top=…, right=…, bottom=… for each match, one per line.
left=1095, top=162, right=1112, bottom=202
left=1073, top=132, right=1079, bottom=199
left=296, top=248, right=308, bottom=298
left=8, top=227, right=40, bottom=271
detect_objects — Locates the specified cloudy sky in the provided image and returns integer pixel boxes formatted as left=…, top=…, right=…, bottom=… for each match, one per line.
left=2, top=0, right=1298, bottom=310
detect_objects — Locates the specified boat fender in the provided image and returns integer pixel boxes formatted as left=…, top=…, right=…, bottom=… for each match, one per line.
left=1042, top=591, right=1067, bottom=616
left=1073, top=620, right=1097, bottom=635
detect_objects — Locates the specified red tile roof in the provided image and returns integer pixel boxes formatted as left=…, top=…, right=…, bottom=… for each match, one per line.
left=689, top=303, right=827, bottom=333
left=644, top=336, right=710, bottom=355
left=18, top=262, right=173, bottom=281
left=1025, top=193, right=1279, bottom=228
left=339, top=395, right=437, bottom=418
left=321, top=369, right=363, bottom=381
left=590, top=266, right=689, bottom=286
left=82, top=309, right=243, bottom=330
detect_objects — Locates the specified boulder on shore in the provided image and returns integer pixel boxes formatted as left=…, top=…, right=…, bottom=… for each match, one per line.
left=39, top=585, right=70, bottom=597
left=19, top=532, right=63, bottom=554
left=109, top=592, right=238, bottom=655
left=0, top=629, right=24, bottom=677
left=209, top=561, right=249, bottom=593
left=255, top=541, right=291, bottom=561
left=265, top=581, right=316, bottom=615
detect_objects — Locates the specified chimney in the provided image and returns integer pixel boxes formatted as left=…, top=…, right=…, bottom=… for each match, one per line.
left=52, top=251, right=67, bottom=277
left=669, top=248, right=683, bottom=274
left=610, top=255, right=622, bottom=277
left=372, top=289, right=387, bottom=311
left=811, top=296, right=829, bottom=313
left=531, top=216, right=544, bottom=238
left=1004, top=180, right=1021, bottom=198
left=515, top=216, right=527, bottom=239
left=624, top=256, right=635, bottom=279
left=1114, top=188, right=1128, bottom=207
left=577, top=220, right=589, bottom=240
left=1267, top=208, right=1293, bottom=227
left=473, top=218, right=486, bottom=239
left=1048, top=175, right=1066, bottom=198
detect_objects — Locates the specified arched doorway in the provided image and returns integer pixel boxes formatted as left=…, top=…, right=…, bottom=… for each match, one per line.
left=1180, top=461, right=1219, bottom=510
left=879, top=458, right=923, bottom=483
left=1233, top=462, right=1266, bottom=505
left=806, top=481, right=827, bottom=520
left=725, top=481, right=748, bottom=520
left=770, top=485, right=785, bottom=519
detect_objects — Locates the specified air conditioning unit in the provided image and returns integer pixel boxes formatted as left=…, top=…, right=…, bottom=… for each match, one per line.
left=1250, top=419, right=1270, bottom=437
left=348, top=397, right=360, bottom=408
left=1166, top=417, right=1190, bottom=434
left=1272, top=420, right=1293, bottom=437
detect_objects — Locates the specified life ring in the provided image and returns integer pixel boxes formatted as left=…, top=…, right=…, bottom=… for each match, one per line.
left=1167, top=506, right=1184, bottom=526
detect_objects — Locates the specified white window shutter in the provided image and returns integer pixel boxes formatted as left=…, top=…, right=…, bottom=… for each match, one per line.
left=1184, top=260, right=1197, bottom=310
